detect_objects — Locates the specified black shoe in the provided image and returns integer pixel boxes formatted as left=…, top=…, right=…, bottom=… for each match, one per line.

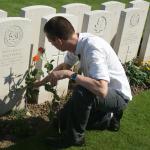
left=108, top=110, right=123, bottom=132
left=108, top=117, right=120, bottom=131
left=45, top=135, right=85, bottom=148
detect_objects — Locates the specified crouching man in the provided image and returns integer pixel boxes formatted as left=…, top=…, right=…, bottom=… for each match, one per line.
left=34, top=16, right=132, bottom=148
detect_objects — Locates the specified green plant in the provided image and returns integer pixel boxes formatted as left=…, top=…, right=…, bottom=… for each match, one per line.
left=23, top=47, right=60, bottom=103
left=124, top=59, right=150, bottom=89
left=23, top=47, right=61, bottom=129
left=140, top=61, right=150, bottom=88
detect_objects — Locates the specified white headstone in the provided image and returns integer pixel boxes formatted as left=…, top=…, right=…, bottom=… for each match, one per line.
left=139, top=9, right=150, bottom=61
left=60, top=3, right=91, bottom=32
left=114, top=8, right=144, bottom=63
left=82, top=10, right=112, bottom=43
left=128, top=0, right=149, bottom=28
left=56, top=55, right=69, bottom=97
left=38, top=13, right=78, bottom=104
left=0, top=17, right=31, bottom=115
left=21, top=5, right=56, bottom=55
left=100, top=1, right=125, bottom=47
left=0, top=10, right=7, bottom=18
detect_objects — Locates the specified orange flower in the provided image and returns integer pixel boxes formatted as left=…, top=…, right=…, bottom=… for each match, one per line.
left=38, top=47, right=45, bottom=54
left=33, top=54, right=40, bottom=62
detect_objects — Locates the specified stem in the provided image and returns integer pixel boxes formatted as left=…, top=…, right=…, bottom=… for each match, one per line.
left=58, top=104, right=61, bottom=134
left=24, top=95, right=28, bottom=110
left=44, top=52, right=49, bottom=63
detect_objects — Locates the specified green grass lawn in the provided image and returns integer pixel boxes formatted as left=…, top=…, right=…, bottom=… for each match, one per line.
left=0, top=0, right=133, bottom=16
left=3, top=90, right=150, bottom=150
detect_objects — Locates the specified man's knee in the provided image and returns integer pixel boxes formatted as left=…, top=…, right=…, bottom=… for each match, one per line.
left=71, top=85, right=95, bottom=107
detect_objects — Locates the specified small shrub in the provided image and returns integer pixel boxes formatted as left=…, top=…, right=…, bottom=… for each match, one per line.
left=124, top=59, right=150, bottom=89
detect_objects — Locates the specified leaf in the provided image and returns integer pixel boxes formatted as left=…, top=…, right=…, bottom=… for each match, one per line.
left=53, top=94, right=60, bottom=101
left=44, top=63, right=53, bottom=72
left=37, top=69, right=44, bottom=76
left=33, top=89, right=39, bottom=94
left=50, top=59, right=55, bottom=63
left=45, top=83, right=53, bottom=92
left=31, top=68, right=38, bottom=76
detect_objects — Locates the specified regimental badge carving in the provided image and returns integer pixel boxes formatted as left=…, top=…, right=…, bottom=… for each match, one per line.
left=130, top=14, right=140, bottom=27
left=4, top=26, right=23, bottom=47
left=94, top=16, right=107, bottom=34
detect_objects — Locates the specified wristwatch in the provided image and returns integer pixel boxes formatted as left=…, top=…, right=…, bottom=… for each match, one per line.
left=70, top=73, right=78, bottom=82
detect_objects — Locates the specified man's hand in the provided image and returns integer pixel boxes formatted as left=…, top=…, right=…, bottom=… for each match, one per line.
left=33, top=70, right=73, bottom=88
left=48, top=70, right=72, bottom=86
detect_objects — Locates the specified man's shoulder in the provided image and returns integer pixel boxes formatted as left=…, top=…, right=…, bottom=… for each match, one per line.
left=80, top=33, right=107, bottom=45
left=80, top=33, right=99, bottom=40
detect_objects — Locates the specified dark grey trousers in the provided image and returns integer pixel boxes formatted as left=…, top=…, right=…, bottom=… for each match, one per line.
left=58, top=85, right=128, bottom=143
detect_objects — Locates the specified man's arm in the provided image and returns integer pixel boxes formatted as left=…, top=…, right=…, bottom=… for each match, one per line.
left=34, top=64, right=108, bottom=98
left=53, top=63, right=72, bottom=71
left=64, top=70, right=108, bottom=98
left=33, top=63, right=71, bottom=87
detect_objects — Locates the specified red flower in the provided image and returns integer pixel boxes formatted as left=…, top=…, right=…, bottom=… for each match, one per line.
left=33, top=55, right=40, bottom=62
left=38, top=47, right=45, bottom=54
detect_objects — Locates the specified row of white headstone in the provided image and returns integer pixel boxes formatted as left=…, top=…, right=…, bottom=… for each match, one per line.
left=0, top=0, right=150, bottom=115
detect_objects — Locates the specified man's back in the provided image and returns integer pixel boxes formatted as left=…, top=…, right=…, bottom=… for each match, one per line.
left=74, top=33, right=132, bottom=100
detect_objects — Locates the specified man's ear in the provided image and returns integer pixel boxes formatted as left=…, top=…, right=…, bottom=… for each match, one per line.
left=57, top=38, right=63, bottom=45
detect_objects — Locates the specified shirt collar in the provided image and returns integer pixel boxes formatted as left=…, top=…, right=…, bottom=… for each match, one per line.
left=74, top=33, right=83, bottom=55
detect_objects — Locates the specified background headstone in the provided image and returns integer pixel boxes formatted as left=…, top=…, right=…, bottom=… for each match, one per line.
left=0, top=10, right=7, bottom=18
left=139, top=9, right=150, bottom=62
left=21, top=5, right=56, bottom=55
left=100, top=1, right=125, bottom=47
left=114, top=8, right=145, bottom=63
left=82, top=10, right=112, bottom=43
left=38, top=13, right=78, bottom=104
left=128, top=0, right=149, bottom=26
left=60, top=3, right=91, bottom=32
left=0, top=17, right=31, bottom=115
left=128, top=0, right=150, bottom=62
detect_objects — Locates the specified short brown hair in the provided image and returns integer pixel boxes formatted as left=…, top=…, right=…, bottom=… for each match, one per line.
left=44, top=16, right=75, bottom=40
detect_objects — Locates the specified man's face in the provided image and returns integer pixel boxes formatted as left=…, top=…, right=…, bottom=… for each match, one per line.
left=47, top=36, right=66, bottom=52
left=48, top=38, right=61, bottom=49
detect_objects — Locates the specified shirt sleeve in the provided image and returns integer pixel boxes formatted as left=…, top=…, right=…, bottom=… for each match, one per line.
left=86, top=48, right=110, bottom=82
left=64, top=52, right=78, bottom=67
